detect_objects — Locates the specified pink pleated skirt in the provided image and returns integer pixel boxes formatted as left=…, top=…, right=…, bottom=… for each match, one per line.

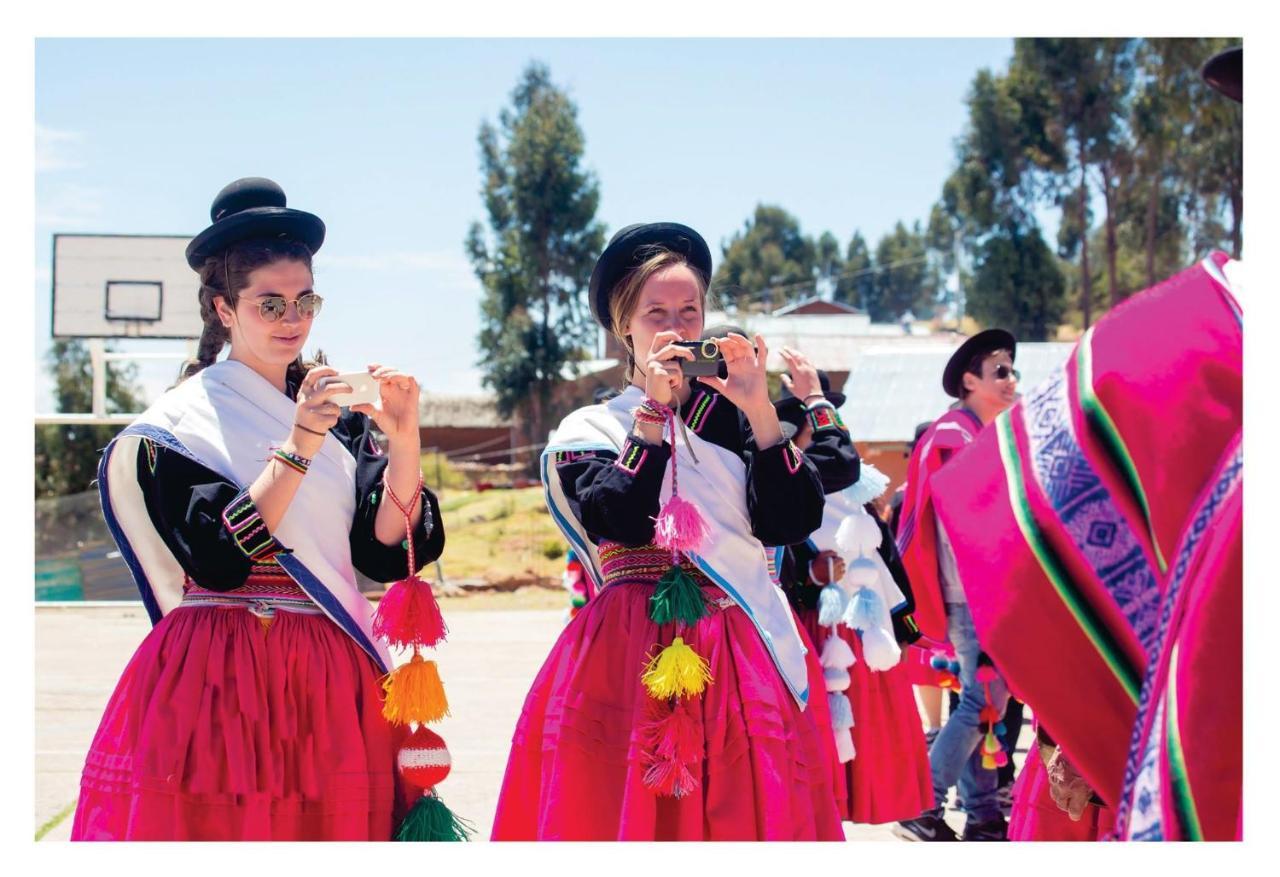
left=71, top=595, right=405, bottom=841
left=491, top=580, right=844, bottom=841
left=796, top=608, right=934, bottom=824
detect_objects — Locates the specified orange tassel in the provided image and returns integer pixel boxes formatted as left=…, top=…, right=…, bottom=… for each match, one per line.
left=382, top=651, right=450, bottom=725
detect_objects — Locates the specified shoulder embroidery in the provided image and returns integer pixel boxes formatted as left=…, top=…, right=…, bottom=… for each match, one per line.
left=554, top=449, right=600, bottom=466
left=685, top=390, right=718, bottom=434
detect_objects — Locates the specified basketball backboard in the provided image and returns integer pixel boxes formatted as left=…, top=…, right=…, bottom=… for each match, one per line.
left=51, top=234, right=202, bottom=339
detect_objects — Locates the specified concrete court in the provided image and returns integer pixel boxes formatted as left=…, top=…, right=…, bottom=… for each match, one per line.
left=36, top=604, right=1022, bottom=842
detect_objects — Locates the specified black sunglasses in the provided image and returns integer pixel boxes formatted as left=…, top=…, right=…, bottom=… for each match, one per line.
left=992, top=364, right=1020, bottom=381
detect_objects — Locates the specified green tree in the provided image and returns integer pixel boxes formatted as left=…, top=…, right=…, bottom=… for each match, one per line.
left=868, top=221, right=935, bottom=323
left=835, top=231, right=875, bottom=310
left=34, top=339, right=144, bottom=498
left=968, top=224, right=1067, bottom=341
left=712, top=204, right=817, bottom=310
left=1185, top=38, right=1243, bottom=259
left=465, top=62, right=606, bottom=447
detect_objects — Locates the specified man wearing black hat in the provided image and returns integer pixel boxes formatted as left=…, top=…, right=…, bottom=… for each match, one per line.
left=893, top=328, right=1020, bottom=842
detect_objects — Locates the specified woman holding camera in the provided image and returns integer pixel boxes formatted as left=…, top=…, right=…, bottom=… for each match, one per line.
left=491, top=223, right=843, bottom=841
left=72, top=178, right=445, bottom=841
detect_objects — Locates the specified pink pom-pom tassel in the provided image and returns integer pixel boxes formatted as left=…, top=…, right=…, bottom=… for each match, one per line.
left=653, top=494, right=710, bottom=555
left=373, top=575, right=448, bottom=650
left=638, top=696, right=703, bottom=798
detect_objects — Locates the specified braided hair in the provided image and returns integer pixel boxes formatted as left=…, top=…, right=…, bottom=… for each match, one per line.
left=180, top=238, right=324, bottom=385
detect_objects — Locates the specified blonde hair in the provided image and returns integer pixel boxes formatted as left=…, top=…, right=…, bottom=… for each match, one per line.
left=608, top=247, right=711, bottom=380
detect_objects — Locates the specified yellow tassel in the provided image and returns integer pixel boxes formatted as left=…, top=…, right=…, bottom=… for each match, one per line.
left=382, top=651, right=450, bottom=725
left=641, top=636, right=712, bottom=700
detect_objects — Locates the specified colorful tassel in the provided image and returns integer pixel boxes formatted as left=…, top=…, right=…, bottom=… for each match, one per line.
left=820, top=633, right=856, bottom=670
left=638, top=696, right=703, bottom=798
left=827, top=691, right=854, bottom=729
left=394, top=791, right=475, bottom=842
left=373, top=575, right=448, bottom=650
left=382, top=651, right=450, bottom=725
left=823, top=665, right=851, bottom=691
left=845, top=585, right=885, bottom=633
left=834, top=727, right=856, bottom=763
left=860, top=626, right=902, bottom=671
left=649, top=563, right=710, bottom=626
left=653, top=493, right=710, bottom=555
left=981, top=754, right=998, bottom=771
left=817, top=583, right=850, bottom=626
left=641, top=636, right=712, bottom=700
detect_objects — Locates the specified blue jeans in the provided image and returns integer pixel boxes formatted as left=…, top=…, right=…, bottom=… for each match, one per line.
left=928, top=602, right=1010, bottom=824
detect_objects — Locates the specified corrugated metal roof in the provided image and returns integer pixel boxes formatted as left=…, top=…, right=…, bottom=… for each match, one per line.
left=837, top=342, right=1074, bottom=442
left=418, top=393, right=514, bottom=428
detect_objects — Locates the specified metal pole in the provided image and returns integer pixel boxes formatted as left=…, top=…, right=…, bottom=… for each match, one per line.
left=89, top=339, right=106, bottom=418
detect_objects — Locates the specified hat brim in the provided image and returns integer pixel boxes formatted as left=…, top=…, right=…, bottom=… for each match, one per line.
left=186, top=207, right=326, bottom=269
left=1202, top=47, right=1242, bottom=103
left=942, top=328, right=1017, bottom=398
left=589, top=222, right=712, bottom=331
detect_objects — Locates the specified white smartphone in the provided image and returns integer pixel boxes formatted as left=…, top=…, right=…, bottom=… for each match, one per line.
left=317, top=371, right=380, bottom=407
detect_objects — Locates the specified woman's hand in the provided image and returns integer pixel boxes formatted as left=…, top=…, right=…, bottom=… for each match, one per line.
left=700, top=332, right=771, bottom=413
left=352, top=364, right=421, bottom=453
left=641, top=331, right=695, bottom=407
left=808, top=549, right=847, bottom=586
left=780, top=346, right=822, bottom=404
left=292, top=365, right=349, bottom=455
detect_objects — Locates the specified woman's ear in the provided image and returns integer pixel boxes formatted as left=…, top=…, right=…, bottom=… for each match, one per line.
left=212, top=296, right=235, bottom=329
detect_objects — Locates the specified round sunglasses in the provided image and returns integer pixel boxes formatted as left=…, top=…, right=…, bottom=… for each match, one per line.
left=991, top=364, right=1021, bottom=382
left=252, top=293, right=324, bottom=322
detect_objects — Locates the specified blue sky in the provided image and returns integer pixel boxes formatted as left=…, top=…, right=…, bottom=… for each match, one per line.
left=34, top=37, right=1016, bottom=409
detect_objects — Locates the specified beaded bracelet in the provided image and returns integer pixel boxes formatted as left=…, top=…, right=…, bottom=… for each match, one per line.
left=273, top=448, right=312, bottom=475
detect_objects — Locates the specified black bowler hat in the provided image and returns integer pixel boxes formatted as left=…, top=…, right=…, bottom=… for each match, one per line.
left=185, top=177, right=326, bottom=269
left=1202, top=46, right=1242, bottom=104
left=588, top=222, right=712, bottom=331
left=775, top=369, right=845, bottom=439
left=942, top=328, right=1016, bottom=398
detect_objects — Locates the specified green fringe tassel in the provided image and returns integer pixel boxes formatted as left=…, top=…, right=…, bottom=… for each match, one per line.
left=650, top=563, right=710, bottom=626
left=394, top=792, right=475, bottom=842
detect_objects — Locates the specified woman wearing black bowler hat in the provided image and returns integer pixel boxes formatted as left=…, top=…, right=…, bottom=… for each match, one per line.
left=491, top=222, right=844, bottom=840
left=70, top=178, right=465, bottom=841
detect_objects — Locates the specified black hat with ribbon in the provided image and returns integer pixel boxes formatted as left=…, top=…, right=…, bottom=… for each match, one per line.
left=185, top=177, right=326, bottom=269
left=942, top=328, right=1016, bottom=398
left=589, top=222, right=712, bottom=332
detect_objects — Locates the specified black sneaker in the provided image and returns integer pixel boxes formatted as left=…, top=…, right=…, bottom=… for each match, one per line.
left=893, top=810, right=959, bottom=842
left=962, top=816, right=1009, bottom=841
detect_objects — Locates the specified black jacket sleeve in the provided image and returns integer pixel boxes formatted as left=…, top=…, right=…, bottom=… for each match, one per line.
left=137, top=441, right=282, bottom=592
left=554, top=437, right=672, bottom=546
left=333, top=410, right=443, bottom=583
left=743, top=433, right=826, bottom=546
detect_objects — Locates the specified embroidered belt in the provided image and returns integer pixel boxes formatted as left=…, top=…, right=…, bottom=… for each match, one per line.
left=597, top=541, right=735, bottom=609
left=178, top=572, right=324, bottom=619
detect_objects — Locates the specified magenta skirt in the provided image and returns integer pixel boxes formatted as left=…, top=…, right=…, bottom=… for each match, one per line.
left=491, top=582, right=844, bottom=840
left=796, top=608, right=934, bottom=825
left=71, top=602, right=405, bottom=841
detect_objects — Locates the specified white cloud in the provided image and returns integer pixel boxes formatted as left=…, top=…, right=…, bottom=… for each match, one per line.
left=35, top=123, right=84, bottom=173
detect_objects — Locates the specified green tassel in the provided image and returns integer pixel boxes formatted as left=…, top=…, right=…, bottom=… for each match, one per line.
left=650, top=563, right=710, bottom=626
left=394, top=792, right=475, bottom=842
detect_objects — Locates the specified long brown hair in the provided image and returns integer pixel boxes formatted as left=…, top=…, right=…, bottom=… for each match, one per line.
left=180, top=238, right=324, bottom=385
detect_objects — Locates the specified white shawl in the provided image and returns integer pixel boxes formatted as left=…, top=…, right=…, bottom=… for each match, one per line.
left=97, top=360, right=391, bottom=670
left=542, top=385, right=811, bottom=708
